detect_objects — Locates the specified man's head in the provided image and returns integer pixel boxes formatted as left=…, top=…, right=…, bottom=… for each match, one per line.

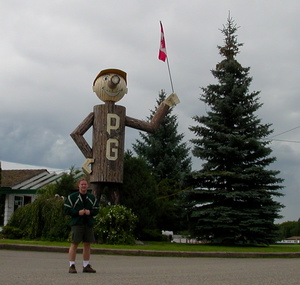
left=92, top=68, right=128, bottom=103
left=78, top=178, right=88, bottom=194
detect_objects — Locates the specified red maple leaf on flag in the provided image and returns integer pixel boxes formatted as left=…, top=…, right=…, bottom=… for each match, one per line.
left=158, top=21, right=167, bottom=62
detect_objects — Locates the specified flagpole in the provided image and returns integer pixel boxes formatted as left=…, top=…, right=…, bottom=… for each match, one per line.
left=159, top=21, right=175, bottom=94
left=166, top=57, right=174, bottom=93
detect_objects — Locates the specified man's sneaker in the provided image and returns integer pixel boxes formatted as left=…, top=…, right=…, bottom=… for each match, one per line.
left=69, top=264, right=77, bottom=273
left=83, top=264, right=96, bottom=273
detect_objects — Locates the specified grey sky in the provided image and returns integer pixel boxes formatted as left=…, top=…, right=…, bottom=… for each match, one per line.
left=1, top=0, right=299, bottom=222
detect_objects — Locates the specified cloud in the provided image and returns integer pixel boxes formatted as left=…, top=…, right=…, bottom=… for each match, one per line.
left=1, top=0, right=300, bottom=222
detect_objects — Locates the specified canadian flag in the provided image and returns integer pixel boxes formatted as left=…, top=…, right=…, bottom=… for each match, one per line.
left=158, top=21, right=167, bottom=62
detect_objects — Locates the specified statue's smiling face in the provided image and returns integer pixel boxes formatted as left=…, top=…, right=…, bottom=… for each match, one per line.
left=93, top=72, right=128, bottom=103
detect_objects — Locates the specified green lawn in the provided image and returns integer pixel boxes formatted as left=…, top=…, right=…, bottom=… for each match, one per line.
left=1, top=239, right=300, bottom=253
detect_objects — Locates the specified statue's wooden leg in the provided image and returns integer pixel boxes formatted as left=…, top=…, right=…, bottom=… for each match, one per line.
left=91, top=182, right=120, bottom=205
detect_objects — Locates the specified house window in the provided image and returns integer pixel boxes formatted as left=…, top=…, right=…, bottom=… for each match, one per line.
left=13, top=196, right=32, bottom=212
left=24, top=196, right=32, bottom=205
left=14, top=196, right=23, bottom=211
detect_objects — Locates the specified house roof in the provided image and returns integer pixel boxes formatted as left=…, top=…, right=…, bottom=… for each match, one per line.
left=286, top=236, right=300, bottom=240
left=1, top=169, right=49, bottom=188
left=1, top=169, right=86, bottom=194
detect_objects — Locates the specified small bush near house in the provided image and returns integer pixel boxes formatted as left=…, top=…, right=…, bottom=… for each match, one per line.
left=0, top=226, right=24, bottom=239
left=5, top=196, right=70, bottom=241
left=94, top=205, right=138, bottom=245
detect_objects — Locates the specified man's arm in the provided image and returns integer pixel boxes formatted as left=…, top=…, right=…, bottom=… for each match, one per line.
left=64, top=195, right=79, bottom=217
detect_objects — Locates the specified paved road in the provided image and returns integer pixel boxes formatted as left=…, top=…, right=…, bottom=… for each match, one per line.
left=1, top=249, right=300, bottom=285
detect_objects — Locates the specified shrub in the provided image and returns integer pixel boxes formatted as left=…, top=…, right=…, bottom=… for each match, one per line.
left=40, top=197, right=70, bottom=241
left=6, top=196, right=70, bottom=241
left=1, top=226, right=24, bottom=239
left=94, top=205, right=138, bottom=245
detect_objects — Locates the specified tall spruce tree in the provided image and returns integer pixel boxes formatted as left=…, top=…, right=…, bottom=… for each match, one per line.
left=133, top=90, right=192, bottom=231
left=133, top=90, right=192, bottom=186
left=0, top=163, right=3, bottom=226
left=188, top=17, right=284, bottom=244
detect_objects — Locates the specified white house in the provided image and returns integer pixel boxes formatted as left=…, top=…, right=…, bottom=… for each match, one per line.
left=276, top=236, right=300, bottom=244
left=0, top=162, right=84, bottom=226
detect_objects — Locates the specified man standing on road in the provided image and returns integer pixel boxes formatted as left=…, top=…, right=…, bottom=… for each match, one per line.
left=64, top=178, right=100, bottom=273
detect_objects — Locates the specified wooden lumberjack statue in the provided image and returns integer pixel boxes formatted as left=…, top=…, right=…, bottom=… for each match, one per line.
left=71, top=68, right=179, bottom=204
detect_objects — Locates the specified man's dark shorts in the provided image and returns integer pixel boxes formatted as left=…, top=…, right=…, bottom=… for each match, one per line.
left=71, top=225, right=95, bottom=243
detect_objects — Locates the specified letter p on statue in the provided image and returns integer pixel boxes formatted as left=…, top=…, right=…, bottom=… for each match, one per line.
left=71, top=69, right=179, bottom=204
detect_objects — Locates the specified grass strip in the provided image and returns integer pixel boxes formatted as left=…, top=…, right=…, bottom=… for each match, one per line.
left=1, top=239, right=300, bottom=253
